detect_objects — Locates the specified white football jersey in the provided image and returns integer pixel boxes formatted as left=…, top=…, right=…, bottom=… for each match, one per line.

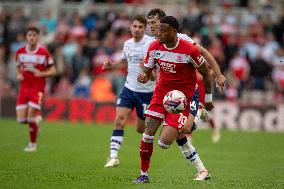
left=122, top=34, right=155, bottom=92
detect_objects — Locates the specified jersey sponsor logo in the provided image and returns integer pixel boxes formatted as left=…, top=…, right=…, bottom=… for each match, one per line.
left=19, top=54, right=46, bottom=64
left=160, top=61, right=176, bottom=73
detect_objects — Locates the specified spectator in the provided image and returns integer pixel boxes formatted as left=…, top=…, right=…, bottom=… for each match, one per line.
left=250, top=52, right=272, bottom=90
left=73, top=68, right=91, bottom=98
left=90, top=74, right=116, bottom=103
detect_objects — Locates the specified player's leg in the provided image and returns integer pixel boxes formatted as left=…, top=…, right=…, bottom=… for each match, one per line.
left=170, top=91, right=210, bottom=180
left=105, top=87, right=133, bottom=167
left=133, top=116, right=161, bottom=183
left=158, top=125, right=178, bottom=149
left=197, top=105, right=220, bottom=143
left=133, top=94, right=165, bottom=183
left=16, top=89, right=28, bottom=123
left=176, top=133, right=210, bottom=180
left=134, top=91, right=153, bottom=134
left=136, top=117, right=145, bottom=134
left=105, top=107, right=132, bottom=167
left=16, top=107, right=28, bottom=124
left=177, top=101, right=210, bottom=180
left=208, top=114, right=220, bottom=143
left=25, top=106, right=39, bottom=152
left=24, top=91, right=43, bottom=152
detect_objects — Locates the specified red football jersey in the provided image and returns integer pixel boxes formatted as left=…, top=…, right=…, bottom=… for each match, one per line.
left=15, top=44, right=54, bottom=91
left=144, top=38, right=205, bottom=97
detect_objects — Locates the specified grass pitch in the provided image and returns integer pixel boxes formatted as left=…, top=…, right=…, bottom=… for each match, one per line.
left=0, top=119, right=283, bottom=189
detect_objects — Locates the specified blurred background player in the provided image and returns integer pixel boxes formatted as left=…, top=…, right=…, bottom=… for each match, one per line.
left=134, top=16, right=213, bottom=183
left=15, top=26, right=56, bottom=152
left=102, top=15, right=154, bottom=167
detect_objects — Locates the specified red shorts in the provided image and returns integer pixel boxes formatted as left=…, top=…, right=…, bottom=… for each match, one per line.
left=16, top=87, right=44, bottom=110
left=144, top=90, right=193, bottom=130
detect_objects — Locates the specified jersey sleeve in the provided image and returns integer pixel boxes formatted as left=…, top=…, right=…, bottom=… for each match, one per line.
left=177, top=33, right=195, bottom=45
left=189, top=45, right=206, bottom=68
left=144, top=42, right=156, bottom=69
left=142, top=41, right=151, bottom=58
left=15, top=50, right=20, bottom=65
left=121, top=42, right=127, bottom=61
left=46, top=49, right=54, bottom=66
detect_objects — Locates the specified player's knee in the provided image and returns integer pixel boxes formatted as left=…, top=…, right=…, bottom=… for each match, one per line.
left=27, top=117, right=36, bottom=123
left=136, top=122, right=145, bottom=134
left=114, top=115, right=127, bottom=129
left=158, top=140, right=170, bottom=149
left=17, top=117, right=27, bottom=124
left=144, top=118, right=159, bottom=135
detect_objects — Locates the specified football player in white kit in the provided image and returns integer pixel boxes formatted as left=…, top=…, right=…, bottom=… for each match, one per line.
left=102, top=15, right=154, bottom=168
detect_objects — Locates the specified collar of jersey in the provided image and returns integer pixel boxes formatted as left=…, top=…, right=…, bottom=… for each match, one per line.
left=162, top=38, right=180, bottom=50
left=25, top=44, right=39, bottom=54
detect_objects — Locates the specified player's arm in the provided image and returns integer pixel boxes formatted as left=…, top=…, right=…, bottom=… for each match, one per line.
left=149, top=68, right=157, bottom=81
left=197, top=63, right=213, bottom=111
left=32, top=64, right=57, bottom=77
left=102, top=59, right=127, bottom=70
left=139, top=58, right=157, bottom=81
left=16, top=65, right=23, bottom=81
left=178, top=33, right=225, bottom=89
left=197, top=44, right=226, bottom=91
left=103, top=41, right=128, bottom=70
left=137, top=42, right=156, bottom=84
left=14, top=51, right=23, bottom=81
left=137, top=66, right=154, bottom=83
left=190, top=46, right=214, bottom=111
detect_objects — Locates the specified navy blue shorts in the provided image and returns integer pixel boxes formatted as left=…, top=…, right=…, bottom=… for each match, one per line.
left=189, top=89, right=199, bottom=117
left=117, top=87, right=153, bottom=120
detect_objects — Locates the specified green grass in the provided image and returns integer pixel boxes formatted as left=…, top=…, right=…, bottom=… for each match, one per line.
left=0, top=119, right=283, bottom=189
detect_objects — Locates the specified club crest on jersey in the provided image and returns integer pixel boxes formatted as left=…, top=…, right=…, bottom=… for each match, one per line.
left=176, top=55, right=182, bottom=62
left=154, top=52, right=161, bottom=59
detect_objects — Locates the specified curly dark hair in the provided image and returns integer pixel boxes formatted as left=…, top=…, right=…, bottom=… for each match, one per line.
left=147, top=8, right=166, bottom=19
left=160, top=16, right=179, bottom=30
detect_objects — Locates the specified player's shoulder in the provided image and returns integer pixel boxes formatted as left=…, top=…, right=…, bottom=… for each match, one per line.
left=143, top=34, right=154, bottom=42
left=33, top=45, right=51, bottom=57
left=37, top=44, right=50, bottom=53
left=179, top=38, right=195, bottom=47
left=124, top=38, right=134, bottom=45
left=179, top=39, right=199, bottom=54
left=177, top=33, right=195, bottom=44
left=15, top=45, right=27, bottom=54
left=148, top=39, right=161, bottom=49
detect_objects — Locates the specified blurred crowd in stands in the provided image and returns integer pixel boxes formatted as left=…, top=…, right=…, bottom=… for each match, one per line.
left=0, top=0, right=283, bottom=103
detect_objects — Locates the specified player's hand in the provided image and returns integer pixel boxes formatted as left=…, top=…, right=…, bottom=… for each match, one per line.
left=205, top=102, right=214, bottom=111
left=16, top=74, right=23, bottom=81
left=215, top=74, right=226, bottom=93
left=137, top=72, right=149, bottom=84
left=102, top=60, right=112, bottom=70
left=25, top=67, right=43, bottom=77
